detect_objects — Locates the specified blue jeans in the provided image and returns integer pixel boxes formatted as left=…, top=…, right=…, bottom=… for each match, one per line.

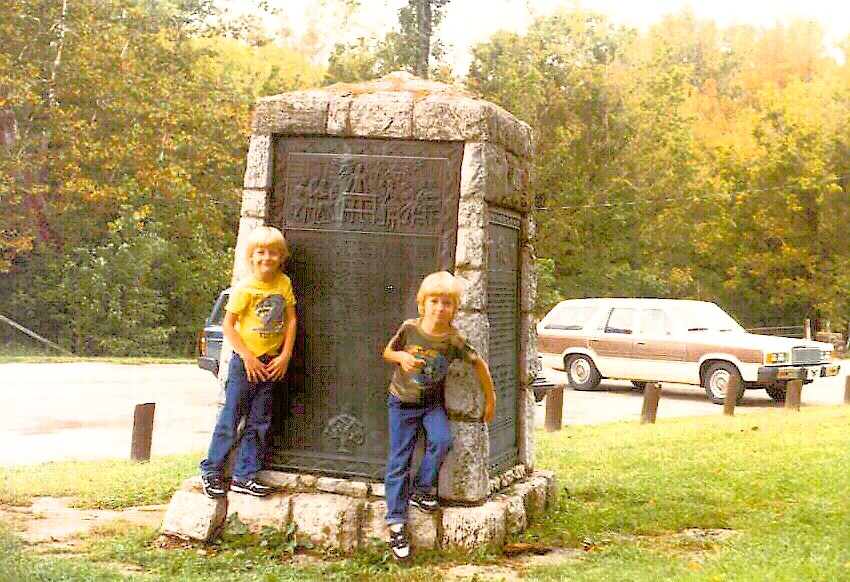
left=385, top=395, right=452, bottom=525
left=200, top=354, right=275, bottom=481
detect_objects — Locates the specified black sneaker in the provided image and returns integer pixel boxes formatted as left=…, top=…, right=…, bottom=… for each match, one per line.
left=230, top=478, right=273, bottom=497
left=409, top=491, right=439, bottom=512
left=388, top=525, right=411, bottom=560
left=201, top=474, right=227, bottom=499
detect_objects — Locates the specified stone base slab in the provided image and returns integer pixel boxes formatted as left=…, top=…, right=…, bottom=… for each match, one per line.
left=160, top=470, right=557, bottom=553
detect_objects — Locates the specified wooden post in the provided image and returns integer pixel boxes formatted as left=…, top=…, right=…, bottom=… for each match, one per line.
left=640, top=382, right=661, bottom=424
left=723, top=375, right=740, bottom=416
left=844, top=375, right=850, bottom=405
left=130, top=403, right=156, bottom=461
left=544, top=385, right=564, bottom=432
left=803, top=318, right=811, bottom=340
left=785, top=380, right=803, bottom=411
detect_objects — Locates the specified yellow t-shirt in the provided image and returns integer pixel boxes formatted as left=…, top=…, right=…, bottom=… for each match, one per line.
left=225, top=272, right=296, bottom=357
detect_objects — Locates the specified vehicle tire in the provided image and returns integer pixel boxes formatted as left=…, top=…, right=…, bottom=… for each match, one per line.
left=631, top=381, right=647, bottom=393
left=702, top=362, right=745, bottom=405
left=565, top=354, right=601, bottom=391
left=765, top=383, right=787, bottom=402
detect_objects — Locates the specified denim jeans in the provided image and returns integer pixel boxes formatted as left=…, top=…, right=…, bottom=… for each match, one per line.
left=385, top=395, right=452, bottom=525
left=200, top=353, right=275, bottom=481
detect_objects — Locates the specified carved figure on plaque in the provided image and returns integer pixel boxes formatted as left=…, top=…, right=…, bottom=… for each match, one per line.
left=380, top=271, right=497, bottom=560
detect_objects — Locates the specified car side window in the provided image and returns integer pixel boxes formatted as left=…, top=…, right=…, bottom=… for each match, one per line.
left=640, top=308, right=670, bottom=336
left=603, top=308, right=635, bottom=334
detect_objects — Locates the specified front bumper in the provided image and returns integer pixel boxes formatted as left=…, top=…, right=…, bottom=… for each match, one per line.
left=197, top=356, right=219, bottom=375
left=757, top=363, right=841, bottom=382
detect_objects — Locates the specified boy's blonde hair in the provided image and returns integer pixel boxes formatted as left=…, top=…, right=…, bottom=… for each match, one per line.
left=245, top=225, right=288, bottom=261
left=417, top=271, right=462, bottom=317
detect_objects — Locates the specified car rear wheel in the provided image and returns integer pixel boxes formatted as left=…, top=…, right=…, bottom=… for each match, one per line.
left=765, top=382, right=787, bottom=402
left=630, top=381, right=647, bottom=392
left=703, top=362, right=744, bottom=405
left=565, top=354, right=601, bottom=391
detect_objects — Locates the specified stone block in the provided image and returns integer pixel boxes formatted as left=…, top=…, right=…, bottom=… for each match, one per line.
left=441, top=502, right=507, bottom=550
left=414, top=94, right=498, bottom=143
left=290, top=493, right=364, bottom=554
left=349, top=91, right=414, bottom=139
left=507, top=478, right=546, bottom=520
left=520, top=244, right=538, bottom=313
left=257, top=470, right=300, bottom=491
left=231, top=216, right=265, bottom=283
left=369, top=483, right=385, bottom=498
left=243, top=134, right=273, bottom=190
left=532, top=470, right=558, bottom=503
left=452, top=310, right=489, bottom=363
left=327, top=93, right=353, bottom=135
left=457, top=195, right=486, bottom=230
left=454, top=225, right=487, bottom=270
left=517, top=389, right=536, bottom=470
left=252, top=90, right=329, bottom=135
left=240, top=189, right=268, bottom=219
left=495, top=111, right=534, bottom=160
left=438, top=420, right=489, bottom=503
left=299, top=474, right=318, bottom=488
left=519, top=312, right=541, bottom=384
left=362, top=500, right=438, bottom=550
left=494, top=491, right=527, bottom=536
left=226, top=492, right=290, bottom=532
left=455, top=267, right=486, bottom=312
left=161, top=489, right=226, bottom=542
left=316, top=477, right=369, bottom=498
left=521, top=214, right=536, bottom=243
left=460, top=142, right=507, bottom=205
left=444, top=360, right=485, bottom=421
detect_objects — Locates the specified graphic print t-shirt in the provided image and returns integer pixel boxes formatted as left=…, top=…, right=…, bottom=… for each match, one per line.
left=386, top=318, right=480, bottom=406
left=225, top=272, right=296, bottom=357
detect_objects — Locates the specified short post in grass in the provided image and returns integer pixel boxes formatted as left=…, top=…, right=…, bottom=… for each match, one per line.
left=844, top=375, right=850, bottom=405
left=785, top=380, right=803, bottom=411
left=130, top=403, right=156, bottom=461
left=723, top=375, right=740, bottom=416
left=640, top=382, right=661, bottom=424
left=544, top=385, right=564, bottom=432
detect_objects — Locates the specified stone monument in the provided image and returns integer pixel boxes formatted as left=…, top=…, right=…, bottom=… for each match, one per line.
left=162, top=72, right=556, bottom=551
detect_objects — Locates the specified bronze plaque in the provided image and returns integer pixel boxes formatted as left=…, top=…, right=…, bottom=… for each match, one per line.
left=487, top=208, right=521, bottom=474
left=268, top=137, right=462, bottom=479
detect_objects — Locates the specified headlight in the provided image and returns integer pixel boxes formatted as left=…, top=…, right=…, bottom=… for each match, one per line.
left=822, top=349, right=834, bottom=362
left=765, top=352, right=789, bottom=364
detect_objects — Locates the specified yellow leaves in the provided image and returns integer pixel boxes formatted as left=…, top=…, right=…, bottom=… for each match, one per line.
left=687, top=561, right=702, bottom=571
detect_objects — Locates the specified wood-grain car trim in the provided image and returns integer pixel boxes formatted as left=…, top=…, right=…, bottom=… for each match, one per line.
left=537, top=335, right=586, bottom=355
left=686, top=343, right=762, bottom=364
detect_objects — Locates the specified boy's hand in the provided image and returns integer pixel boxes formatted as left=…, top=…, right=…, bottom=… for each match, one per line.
left=398, top=352, right=425, bottom=373
left=243, top=354, right=269, bottom=382
left=266, top=353, right=291, bottom=381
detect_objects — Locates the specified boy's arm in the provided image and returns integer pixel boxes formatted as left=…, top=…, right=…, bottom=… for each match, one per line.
left=382, top=340, right=424, bottom=373
left=267, top=306, right=297, bottom=381
left=223, top=311, right=268, bottom=382
left=472, top=358, right=496, bottom=423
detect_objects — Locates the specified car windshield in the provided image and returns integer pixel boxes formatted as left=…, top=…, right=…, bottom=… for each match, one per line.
left=670, top=302, right=744, bottom=333
left=545, top=305, right=598, bottom=330
left=208, top=292, right=229, bottom=326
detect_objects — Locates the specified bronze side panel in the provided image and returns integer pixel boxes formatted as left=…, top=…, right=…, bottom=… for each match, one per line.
left=267, top=137, right=463, bottom=479
left=686, top=343, right=762, bottom=364
left=633, top=340, right=687, bottom=361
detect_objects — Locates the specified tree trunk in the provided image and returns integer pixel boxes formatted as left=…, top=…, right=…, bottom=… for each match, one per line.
left=415, top=0, right=431, bottom=78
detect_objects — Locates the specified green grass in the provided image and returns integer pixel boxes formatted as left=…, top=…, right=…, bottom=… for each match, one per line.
left=2, top=408, right=850, bottom=580
left=0, top=339, right=193, bottom=363
left=0, top=453, right=201, bottom=509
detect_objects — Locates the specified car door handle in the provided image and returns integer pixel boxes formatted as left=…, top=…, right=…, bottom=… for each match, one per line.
left=636, top=341, right=646, bottom=346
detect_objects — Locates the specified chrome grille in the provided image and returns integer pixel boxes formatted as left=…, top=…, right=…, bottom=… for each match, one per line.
left=792, top=347, right=821, bottom=365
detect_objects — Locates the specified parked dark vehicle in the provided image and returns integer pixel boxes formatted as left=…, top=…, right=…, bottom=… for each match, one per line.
left=197, top=289, right=229, bottom=375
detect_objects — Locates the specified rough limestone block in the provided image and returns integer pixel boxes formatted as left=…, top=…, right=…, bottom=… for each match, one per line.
left=232, top=216, right=265, bottom=283
left=517, top=389, right=536, bottom=470
left=257, top=470, right=300, bottom=491
left=533, top=470, right=558, bottom=504
left=413, top=93, right=498, bottom=144
left=240, top=189, right=268, bottom=219
left=362, top=500, right=438, bottom=550
left=226, top=492, right=290, bottom=532
left=349, top=91, right=414, bottom=139
left=495, top=110, right=534, bottom=160
left=457, top=194, right=486, bottom=230
left=327, top=93, right=353, bottom=136
left=494, top=491, right=528, bottom=536
left=520, top=312, right=541, bottom=384
left=441, top=502, right=507, bottom=550
left=243, top=134, right=273, bottom=190
left=161, top=488, right=226, bottom=542
left=452, top=310, right=489, bottom=363
left=444, top=360, right=485, bottom=421
left=508, top=478, right=547, bottom=520
left=505, top=151, right=532, bottom=210
left=460, top=142, right=508, bottom=205
left=520, top=244, right=537, bottom=313
left=521, top=214, right=536, bottom=244
left=252, top=90, right=329, bottom=135
left=455, top=225, right=487, bottom=270
left=299, top=474, right=318, bottom=488
left=438, top=420, right=489, bottom=503
left=455, top=268, right=486, bottom=312
left=290, top=493, right=363, bottom=554
left=316, top=477, right=369, bottom=498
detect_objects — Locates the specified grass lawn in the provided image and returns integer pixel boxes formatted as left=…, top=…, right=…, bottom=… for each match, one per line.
left=1, top=407, right=849, bottom=580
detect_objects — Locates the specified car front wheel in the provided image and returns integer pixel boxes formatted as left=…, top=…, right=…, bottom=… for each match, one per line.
left=565, top=354, right=601, bottom=391
left=630, top=381, right=647, bottom=392
left=703, top=362, right=744, bottom=405
left=765, top=382, right=787, bottom=402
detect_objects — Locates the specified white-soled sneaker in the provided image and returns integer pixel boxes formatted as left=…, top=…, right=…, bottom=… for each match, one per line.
left=388, top=524, right=411, bottom=560
left=230, top=478, right=273, bottom=497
